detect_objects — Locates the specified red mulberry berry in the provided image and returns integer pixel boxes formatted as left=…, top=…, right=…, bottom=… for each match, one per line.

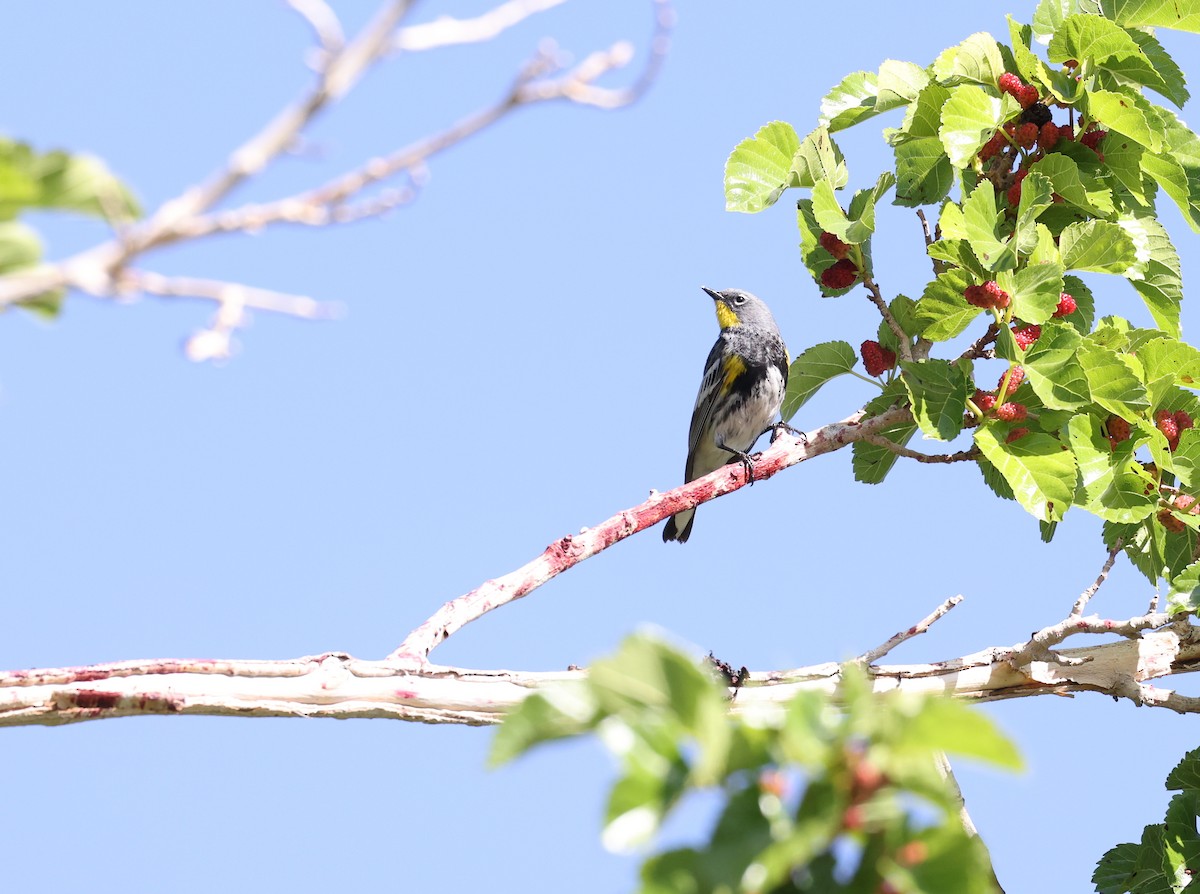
left=819, top=231, right=851, bottom=260
left=1156, top=410, right=1181, bottom=451
left=1080, top=129, right=1107, bottom=151
left=1015, top=122, right=1039, bottom=149
left=1059, top=125, right=1075, bottom=142
left=1018, top=85, right=1040, bottom=109
left=964, top=281, right=1010, bottom=311
left=820, top=258, right=858, bottom=290
left=1053, top=293, right=1077, bottom=317
left=1006, top=427, right=1030, bottom=443
left=1000, top=366, right=1025, bottom=393
left=996, top=402, right=1028, bottom=422
left=1175, top=410, right=1194, bottom=432
left=1107, top=415, right=1132, bottom=443
left=860, top=340, right=896, bottom=377
left=1012, top=323, right=1041, bottom=350
left=974, top=389, right=997, bottom=412
left=1039, top=122, right=1060, bottom=151
left=979, top=131, right=1006, bottom=161
left=1006, top=170, right=1028, bottom=206
left=1175, top=494, right=1200, bottom=515
left=998, top=72, right=1023, bottom=98
left=1158, top=507, right=1187, bottom=534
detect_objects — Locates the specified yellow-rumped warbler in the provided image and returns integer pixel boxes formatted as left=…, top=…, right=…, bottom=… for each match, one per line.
left=663, top=287, right=788, bottom=543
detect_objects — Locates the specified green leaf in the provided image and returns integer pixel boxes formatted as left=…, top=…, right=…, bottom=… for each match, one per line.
left=0, top=219, right=43, bottom=274
left=1092, top=842, right=1144, bottom=894
left=932, top=31, right=1008, bottom=86
left=1101, top=0, right=1200, bottom=32
left=1126, top=28, right=1190, bottom=107
left=1139, top=106, right=1200, bottom=233
left=1069, top=414, right=1157, bottom=522
left=939, top=85, right=1020, bottom=169
left=603, top=759, right=688, bottom=853
left=488, top=684, right=597, bottom=767
left=892, top=698, right=1023, bottom=769
left=963, top=181, right=1015, bottom=272
left=894, top=138, right=953, bottom=208
left=812, top=172, right=894, bottom=246
left=1022, top=322, right=1090, bottom=410
left=724, top=121, right=802, bottom=213
left=853, top=385, right=916, bottom=484
left=1060, top=219, right=1137, bottom=273
left=1012, top=260, right=1065, bottom=325
left=33, top=151, right=141, bottom=220
left=974, top=426, right=1077, bottom=522
left=1121, top=215, right=1183, bottom=338
left=901, top=359, right=971, bottom=441
left=1060, top=274, right=1096, bottom=334
left=782, top=341, right=858, bottom=419
left=1104, top=131, right=1153, bottom=208
left=1034, top=0, right=1104, bottom=46
left=1167, top=747, right=1200, bottom=792
left=878, top=59, right=931, bottom=106
left=1049, top=14, right=1169, bottom=95
left=1138, top=338, right=1200, bottom=391
left=819, top=69, right=881, bottom=132
left=1078, top=341, right=1150, bottom=419
left=1167, top=561, right=1200, bottom=614
left=915, top=268, right=981, bottom=341
left=1087, top=88, right=1162, bottom=153
left=791, top=125, right=849, bottom=190
left=1030, top=153, right=1111, bottom=216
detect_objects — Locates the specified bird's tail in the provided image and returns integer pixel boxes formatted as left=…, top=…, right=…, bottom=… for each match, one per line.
left=662, top=508, right=695, bottom=543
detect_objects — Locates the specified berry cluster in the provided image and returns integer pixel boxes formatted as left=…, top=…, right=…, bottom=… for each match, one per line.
left=860, top=339, right=897, bottom=377
left=963, top=280, right=1009, bottom=310
left=1158, top=493, right=1200, bottom=535
left=818, top=232, right=860, bottom=290
left=1011, top=323, right=1041, bottom=350
left=981, top=70, right=1108, bottom=207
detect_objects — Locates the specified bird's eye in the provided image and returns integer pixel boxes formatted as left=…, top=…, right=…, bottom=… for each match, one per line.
left=733, top=295, right=746, bottom=305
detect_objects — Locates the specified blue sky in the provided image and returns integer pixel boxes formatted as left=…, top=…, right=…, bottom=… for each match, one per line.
left=2, top=2, right=1197, bottom=891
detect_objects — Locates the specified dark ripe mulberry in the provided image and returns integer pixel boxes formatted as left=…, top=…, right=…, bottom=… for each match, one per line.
left=1020, top=102, right=1053, bottom=128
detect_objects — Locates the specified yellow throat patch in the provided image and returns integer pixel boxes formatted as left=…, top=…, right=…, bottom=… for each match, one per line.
left=715, top=301, right=740, bottom=329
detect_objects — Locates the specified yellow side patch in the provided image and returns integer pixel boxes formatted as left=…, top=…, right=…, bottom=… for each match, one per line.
left=715, top=302, right=740, bottom=329
left=722, top=354, right=747, bottom=393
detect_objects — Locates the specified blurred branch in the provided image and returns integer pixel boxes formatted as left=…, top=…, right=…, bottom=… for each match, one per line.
left=0, top=0, right=674, bottom=354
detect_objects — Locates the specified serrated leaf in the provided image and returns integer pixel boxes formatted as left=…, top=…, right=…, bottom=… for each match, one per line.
left=1069, top=414, right=1157, bottom=522
left=853, top=385, right=914, bottom=484
left=1023, top=322, right=1090, bottom=409
left=974, top=426, right=1076, bottom=521
left=894, top=137, right=954, bottom=207
left=878, top=58, right=931, bottom=106
left=901, top=359, right=971, bottom=440
left=1139, top=106, right=1200, bottom=233
left=1127, top=27, right=1190, bottom=107
left=819, top=70, right=881, bottom=132
left=1060, top=219, right=1137, bottom=273
left=1087, top=88, right=1163, bottom=153
left=1139, top=338, right=1200, bottom=391
left=939, top=85, right=1020, bottom=169
left=1030, top=153, right=1109, bottom=216
left=1102, top=0, right=1200, bottom=32
left=1122, top=214, right=1183, bottom=337
left=1167, top=747, right=1200, bottom=792
left=1050, top=14, right=1169, bottom=95
left=915, top=268, right=982, bottom=341
left=782, top=341, right=858, bottom=419
left=963, top=181, right=1015, bottom=272
left=1167, top=561, right=1200, bottom=614
left=791, top=125, right=849, bottom=190
left=932, top=31, right=1008, bottom=86
left=1092, top=842, right=1143, bottom=894
left=1078, top=341, right=1150, bottom=419
left=724, top=121, right=802, bottom=213
left=1012, top=260, right=1065, bottom=324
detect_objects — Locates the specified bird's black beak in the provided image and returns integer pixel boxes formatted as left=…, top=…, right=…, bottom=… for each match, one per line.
left=701, top=286, right=720, bottom=302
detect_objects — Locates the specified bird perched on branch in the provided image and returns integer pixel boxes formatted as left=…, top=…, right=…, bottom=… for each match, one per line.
left=663, top=287, right=788, bottom=543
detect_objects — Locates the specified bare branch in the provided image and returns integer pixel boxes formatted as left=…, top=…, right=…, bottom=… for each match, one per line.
left=288, top=0, right=345, bottom=55
left=390, top=404, right=914, bottom=664
left=858, top=433, right=979, bottom=465
left=958, top=321, right=1000, bottom=362
left=857, top=595, right=964, bottom=665
left=1071, top=539, right=1123, bottom=617
left=4, top=614, right=1199, bottom=728
left=395, top=0, right=568, bottom=51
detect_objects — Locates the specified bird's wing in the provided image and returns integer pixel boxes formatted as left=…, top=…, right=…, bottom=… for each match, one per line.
left=684, top=336, right=731, bottom=481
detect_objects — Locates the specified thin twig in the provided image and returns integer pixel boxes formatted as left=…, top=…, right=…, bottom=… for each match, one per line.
left=1071, top=539, right=1123, bottom=617
left=395, top=0, right=568, bottom=51
left=857, top=595, right=963, bottom=665
left=958, top=322, right=1000, bottom=362
left=860, top=274, right=912, bottom=363
left=858, top=433, right=979, bottom=465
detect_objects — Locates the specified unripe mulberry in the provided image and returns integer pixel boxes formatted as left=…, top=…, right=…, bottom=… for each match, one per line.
left=1039, top=122, right=1060, bottom=151
left=974, top=389, right=997, bottom=412
left=964, top=281, right=1010, bottom=310
left=998, top=72, right=1023, bottom=97
left=1053, top=293, right=1078, bottom=317
left=1156, top=410, right=1181, bottom=451
left=1015, top=122, right=1039, bottom=149
left=1000, top=366, right=1025, bottom=392
left=1012, top=323, right=1042, bottom=350
left=996, top=402, right=1028, bottom=422
left=1007, top=170, right=1028, bottom=206
left=1080, top=129, right=1107, bottom=151
left=1018, top=85, right=1040, bottom=109
left=1006, top=427, right=1030, bottom=443
left=1106, top=415, right=1132, bottom=443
